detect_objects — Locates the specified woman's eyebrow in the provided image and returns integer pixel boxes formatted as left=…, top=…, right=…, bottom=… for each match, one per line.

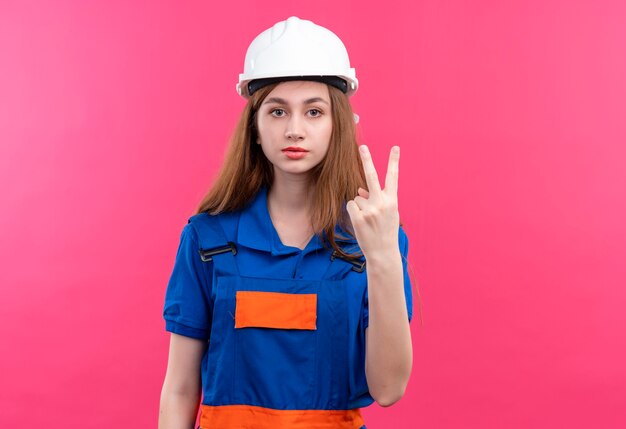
left=263, top=97, right=330, bottom=106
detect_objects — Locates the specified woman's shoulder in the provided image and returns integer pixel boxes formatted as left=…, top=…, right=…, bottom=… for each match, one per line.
left=186, top=210, right=241, bottom=247
left=188, top=210, right=240, bottom=227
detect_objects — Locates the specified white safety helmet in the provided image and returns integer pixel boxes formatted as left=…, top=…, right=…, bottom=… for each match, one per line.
left=236, top=16, right=359, bottom=99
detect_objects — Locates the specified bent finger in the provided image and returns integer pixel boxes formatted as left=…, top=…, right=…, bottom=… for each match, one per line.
left=346, top=200, right=362, bottom=223
left=353, top=195, right=369, bottom=210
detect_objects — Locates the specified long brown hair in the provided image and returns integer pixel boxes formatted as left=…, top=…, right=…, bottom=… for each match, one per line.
left=195, top=82, right=366, bottom=260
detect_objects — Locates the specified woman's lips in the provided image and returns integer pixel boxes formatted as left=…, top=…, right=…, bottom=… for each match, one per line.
left=282, top=148, right=308, bottom=159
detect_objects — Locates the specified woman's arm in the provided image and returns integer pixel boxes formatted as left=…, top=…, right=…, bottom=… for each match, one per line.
left=346, top=145, right=412, bottom=406
left=159, top=333, right=208, bottom=429
left=364, top=252, right=413, bottom=407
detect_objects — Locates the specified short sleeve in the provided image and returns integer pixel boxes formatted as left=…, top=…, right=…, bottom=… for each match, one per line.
left=362, top=226, right=413, bottom=329
left=162, top=222, right=213, bottom=340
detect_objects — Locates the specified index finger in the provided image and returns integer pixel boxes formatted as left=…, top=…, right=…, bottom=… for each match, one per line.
left=384, top=146, right=400, bottom=196
left=359, top=145, right=382, bottom=195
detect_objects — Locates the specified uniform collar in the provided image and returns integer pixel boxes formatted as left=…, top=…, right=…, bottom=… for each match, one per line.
left=237, top=186, right=359, bottom=255
left=237, top=186, right=273, bottom=252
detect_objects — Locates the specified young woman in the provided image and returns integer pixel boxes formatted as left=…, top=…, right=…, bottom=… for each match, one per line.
left=159, top=16, right=414, bottom=429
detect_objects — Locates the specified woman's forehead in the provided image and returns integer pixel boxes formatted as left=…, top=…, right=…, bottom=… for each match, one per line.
left=265, top=81, right=330, bottom=104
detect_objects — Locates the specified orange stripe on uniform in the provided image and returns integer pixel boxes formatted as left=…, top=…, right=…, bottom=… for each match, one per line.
left=235, top=291, right=317, bottom=330
left=200, top=404, right=365, bottom=429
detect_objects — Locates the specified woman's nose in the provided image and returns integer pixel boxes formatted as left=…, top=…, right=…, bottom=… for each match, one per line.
left=285, top=116, right=305, bottom=140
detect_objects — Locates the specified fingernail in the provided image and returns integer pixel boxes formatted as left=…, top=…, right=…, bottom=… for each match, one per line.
left=360, top=145, right=367, bottom=153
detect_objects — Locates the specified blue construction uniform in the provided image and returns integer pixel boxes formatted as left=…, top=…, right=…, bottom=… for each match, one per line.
left=163, top=186, right=413, bottom=428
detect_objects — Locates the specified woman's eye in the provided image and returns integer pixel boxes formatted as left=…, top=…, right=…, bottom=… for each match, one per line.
left=271, top=109, right=285, bottom=117
left=270, top=108, right=322, bottom=117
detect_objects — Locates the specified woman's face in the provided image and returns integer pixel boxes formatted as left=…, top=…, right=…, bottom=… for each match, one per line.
left=256, top=81, right=333, bottom=179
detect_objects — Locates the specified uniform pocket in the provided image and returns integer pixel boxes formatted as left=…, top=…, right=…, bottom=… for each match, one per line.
left=233, top=281, right=319, bottom=409
left=235, top=291, right=317, bottom=329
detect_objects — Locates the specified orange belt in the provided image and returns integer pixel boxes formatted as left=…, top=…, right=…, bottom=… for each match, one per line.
left=200, top=404, right=365, bottom=429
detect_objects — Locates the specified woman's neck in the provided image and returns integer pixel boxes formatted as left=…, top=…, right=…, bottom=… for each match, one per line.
left=268, top=173, right=313, bottom=218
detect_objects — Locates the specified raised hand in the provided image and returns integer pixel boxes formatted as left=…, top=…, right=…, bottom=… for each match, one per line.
left=346, top=145, right=401, bottom=260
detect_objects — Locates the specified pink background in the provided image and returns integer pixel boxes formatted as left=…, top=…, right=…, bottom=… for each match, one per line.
left=2, top=1, right=625, bottom=428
